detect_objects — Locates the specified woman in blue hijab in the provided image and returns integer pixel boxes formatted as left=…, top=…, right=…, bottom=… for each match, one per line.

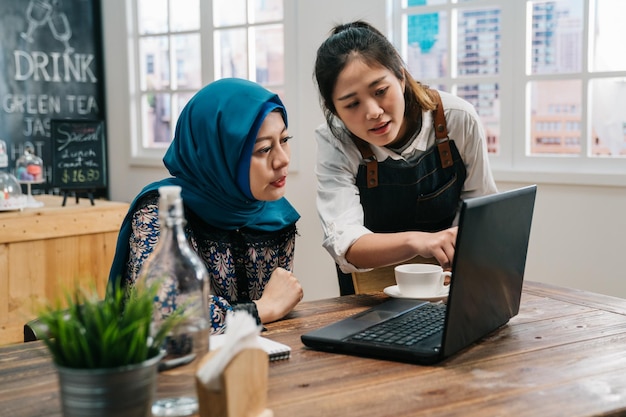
left=109, top=78, right=302, bottom=333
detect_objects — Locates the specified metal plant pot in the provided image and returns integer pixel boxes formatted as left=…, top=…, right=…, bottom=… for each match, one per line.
left=55, top=354, right=162, bottom=417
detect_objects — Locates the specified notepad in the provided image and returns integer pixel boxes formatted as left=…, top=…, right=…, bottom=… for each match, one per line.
left=210, top=334, right=291, bottom=361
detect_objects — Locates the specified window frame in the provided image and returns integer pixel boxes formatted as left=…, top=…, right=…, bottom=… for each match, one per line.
left=391, top=0, right=626, bottom=187
left=126, top=0, right=297, bottom=170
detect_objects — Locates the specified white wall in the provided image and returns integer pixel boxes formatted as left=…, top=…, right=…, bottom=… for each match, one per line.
left=101, top=0, right=626, bottom=302
left=500, top=181, right=626, bottom=297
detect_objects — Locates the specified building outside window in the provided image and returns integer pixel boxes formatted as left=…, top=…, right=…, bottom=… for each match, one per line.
left=393, top=0, right=626, bottom=180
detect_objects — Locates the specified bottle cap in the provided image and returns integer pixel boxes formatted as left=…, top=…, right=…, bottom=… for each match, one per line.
left=158, top=185, right=184, bottom=219
left=158, top=185, right=182, bottom=200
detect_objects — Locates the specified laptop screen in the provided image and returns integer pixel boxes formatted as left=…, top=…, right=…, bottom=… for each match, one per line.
left=442, top=185, right=536, bottom=357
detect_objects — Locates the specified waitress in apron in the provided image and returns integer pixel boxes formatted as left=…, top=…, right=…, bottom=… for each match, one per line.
left=313, top=21, right=498, bottom=295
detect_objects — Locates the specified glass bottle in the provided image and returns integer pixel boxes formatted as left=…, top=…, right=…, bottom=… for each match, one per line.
left=138, top=185, right=211, bottom=417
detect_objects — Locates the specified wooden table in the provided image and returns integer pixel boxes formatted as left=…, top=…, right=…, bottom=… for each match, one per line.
left=2, top=281, right=626, bottom=416
left=0, top=195, right=129, bottom=345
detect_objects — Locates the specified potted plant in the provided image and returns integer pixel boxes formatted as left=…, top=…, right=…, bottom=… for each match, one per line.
left=35, top=282, right=183, bottom=417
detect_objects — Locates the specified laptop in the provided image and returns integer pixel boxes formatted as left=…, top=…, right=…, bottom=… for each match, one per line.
left=301, top=185, right=537, bottom=364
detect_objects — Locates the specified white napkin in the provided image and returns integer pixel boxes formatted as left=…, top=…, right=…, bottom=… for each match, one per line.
left=195, top=310, right=263, bottom=390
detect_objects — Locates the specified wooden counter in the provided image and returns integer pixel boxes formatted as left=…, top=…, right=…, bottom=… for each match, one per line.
left=0, top=195, right=129, bottom=345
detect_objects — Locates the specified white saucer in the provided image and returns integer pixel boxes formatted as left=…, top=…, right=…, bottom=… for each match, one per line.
left=383, top=285, right=450, bottom=302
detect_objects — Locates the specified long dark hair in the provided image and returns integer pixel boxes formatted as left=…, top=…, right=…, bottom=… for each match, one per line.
left=314, top=20, right=435, bottom=138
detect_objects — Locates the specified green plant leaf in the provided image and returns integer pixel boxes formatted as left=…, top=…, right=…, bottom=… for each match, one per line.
left=36, top=280, right=185, bottom=369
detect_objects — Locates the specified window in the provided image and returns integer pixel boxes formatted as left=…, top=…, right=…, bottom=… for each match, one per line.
left=129, top=0, right=288, bottom=164
left=213, top=0, right=286, bottom=95
left=392, top=0, right=626, bottom=183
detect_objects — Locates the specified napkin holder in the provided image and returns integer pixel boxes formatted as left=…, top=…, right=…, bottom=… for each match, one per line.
left=195, top=348, right=273, bottom=417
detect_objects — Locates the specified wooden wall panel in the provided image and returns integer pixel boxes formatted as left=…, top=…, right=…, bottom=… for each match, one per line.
left=0, top=196, right=128, bottom=345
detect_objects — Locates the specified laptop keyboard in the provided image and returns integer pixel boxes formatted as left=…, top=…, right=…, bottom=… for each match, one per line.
left=346, top=303, right=446, bottom=347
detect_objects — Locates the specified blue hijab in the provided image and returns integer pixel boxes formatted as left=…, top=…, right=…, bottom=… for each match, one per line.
left=108, top=78, right=300, bottom=288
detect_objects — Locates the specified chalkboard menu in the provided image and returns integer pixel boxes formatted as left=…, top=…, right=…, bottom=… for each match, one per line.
left=0, top=0, right=106, bottom=195
left=51, top=119, right=106, bottom=190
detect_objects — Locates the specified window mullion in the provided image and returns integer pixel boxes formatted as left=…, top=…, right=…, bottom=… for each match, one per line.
left=248, top=26, right=255, bottom=82
left=580, top=0, right=591, bottom=158
left=130, top=0, right=142, bottom=158
left=516, top=0, right=531, bottom=168
left=199, top=0, right=214, bottom=82
left=449, top=5, right=457, bottom=84
left=493, top=1, right=518, bottom=169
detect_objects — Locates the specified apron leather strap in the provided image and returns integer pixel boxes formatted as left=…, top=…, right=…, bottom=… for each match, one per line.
left=354, top=138, right=379, bottom=188
left=430, top=90, right=454, bottom=169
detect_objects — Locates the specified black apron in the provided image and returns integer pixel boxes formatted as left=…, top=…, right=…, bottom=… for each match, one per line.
left=355, top=139, right=466, bottom=233
left=337, top=90, right=467, bottom=295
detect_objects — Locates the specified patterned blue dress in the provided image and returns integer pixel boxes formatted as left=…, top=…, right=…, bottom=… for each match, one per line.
left=122, top=192, right=297, bottom=334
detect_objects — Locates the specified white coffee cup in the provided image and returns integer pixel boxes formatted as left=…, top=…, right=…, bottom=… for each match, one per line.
left=394, top=263, right=451, bottom=298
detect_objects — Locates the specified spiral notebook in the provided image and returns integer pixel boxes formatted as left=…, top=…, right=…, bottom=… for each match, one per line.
left=210, top=334, right=291, bottom=361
